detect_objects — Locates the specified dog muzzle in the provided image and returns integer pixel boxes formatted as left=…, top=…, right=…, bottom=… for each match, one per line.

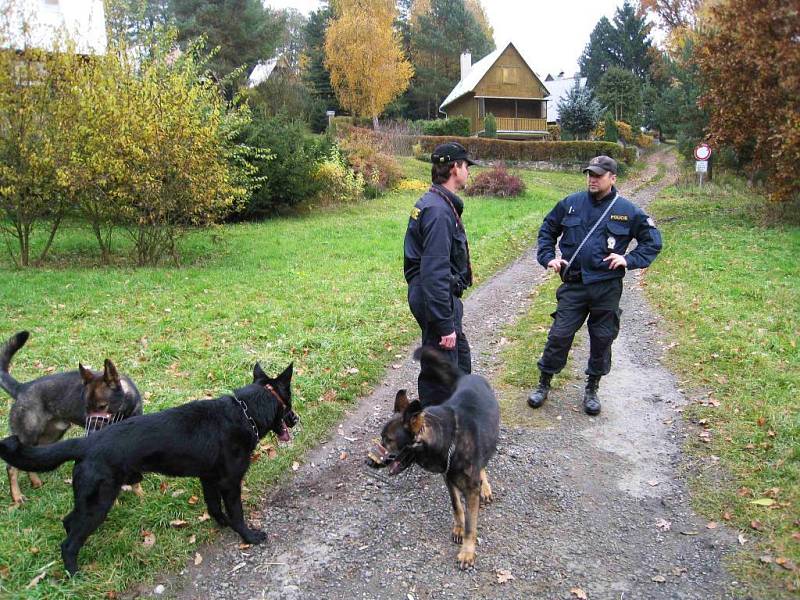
left=85, top=411, right=125, bottom=436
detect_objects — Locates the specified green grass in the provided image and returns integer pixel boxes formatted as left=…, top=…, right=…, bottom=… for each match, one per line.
left=0, top=161, right=579, bottom=597
left=646, top=179, right=800, bottom=597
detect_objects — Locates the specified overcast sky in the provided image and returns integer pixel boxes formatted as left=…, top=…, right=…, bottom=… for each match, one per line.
left=264, top=0, right=650, bottom=78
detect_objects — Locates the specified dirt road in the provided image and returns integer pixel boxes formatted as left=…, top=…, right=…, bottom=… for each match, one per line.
left=164, top=150, right=745, bottom=600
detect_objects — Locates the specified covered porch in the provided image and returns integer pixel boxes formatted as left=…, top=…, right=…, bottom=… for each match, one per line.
left=475, top=97, right=548, bottom=138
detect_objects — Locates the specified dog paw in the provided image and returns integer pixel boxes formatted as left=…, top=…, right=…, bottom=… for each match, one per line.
left=243, top=529, right=267, bottom=545
left=456, top=549, right=476, bottom=570
left=451, top=526, right=463, bottom=544
left=480, top=488, right=493, bottom=505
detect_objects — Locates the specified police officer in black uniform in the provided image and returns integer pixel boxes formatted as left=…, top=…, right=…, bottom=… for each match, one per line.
left=404, top=141, right=475, bottom=402
left=528, top=155, right=662, bottom=415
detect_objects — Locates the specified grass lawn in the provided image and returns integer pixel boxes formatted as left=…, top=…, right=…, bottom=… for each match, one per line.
left=646, top=176, right=800, bottom=597
left=0, top=158, right=580, bottom=597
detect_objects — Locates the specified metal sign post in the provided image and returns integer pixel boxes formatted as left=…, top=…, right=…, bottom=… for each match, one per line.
left=694, top=144, right=712, bottom=187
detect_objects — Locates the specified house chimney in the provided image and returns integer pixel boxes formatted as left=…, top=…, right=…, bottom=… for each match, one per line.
left=460, top=50, right=472, bottom=81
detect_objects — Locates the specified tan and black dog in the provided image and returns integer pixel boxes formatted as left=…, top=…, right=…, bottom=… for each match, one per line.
left=368, top=347, right=499, bottom=569
left=0, top=331, right=142, bottom=504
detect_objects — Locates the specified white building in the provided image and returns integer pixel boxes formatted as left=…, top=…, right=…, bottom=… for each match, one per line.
left=1, top=0, right=107, bottom=55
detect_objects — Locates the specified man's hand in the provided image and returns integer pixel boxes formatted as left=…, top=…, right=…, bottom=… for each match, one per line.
left=603, top=253, right=628, bottom=269
left=548, top=258, right=569, bottom=273
left=439, top=331, right=457, bottom=350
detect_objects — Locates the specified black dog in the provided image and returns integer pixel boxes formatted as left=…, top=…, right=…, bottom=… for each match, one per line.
left=0, top=331, right=142, bottom=504
left=0, top=362, right=298, bottom=575
left=368, top=347, right=499, bottom=569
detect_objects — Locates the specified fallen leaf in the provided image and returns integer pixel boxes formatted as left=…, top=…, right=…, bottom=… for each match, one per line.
left=238, top=543, right=252, bottom=550
left=671, top=566, right=687, bottom=576
left=792, top=532, right=800, bottom=541
left=0, top=565, right=9, bottom=578
left=391, top=364, right=402, bottom=369
left=339, top=452, right=348, bottom=460
left=738, top=533, right=747, bottom=545
left=706, top=521, right=718, bottom=529
left=26, top=571, right=47, bottom=589
left=652, top=575, right=666, bottom=583
left=496, top=568, right=514, bottom=584
left=292, top=461, right=300, bottom=471
left=194, top=553, right=203, bottom=566
left=142, top=531, right=156, bottom=547
left=346, top=367, right=359, bottom=375
left=722, top=512, right=733, bottom=521
left=160, top=481, right=169, bottom=494
left=757, top=417, right=766, bottom=426
left=766, top=487, right=781, bottom=498
left=188, top=535, right=196, bottom=544
left=188, top=495, right=199, bottom=505
left=570, top=588, right=588, bottom=599
left=171, top=489, right=186, bottom=498
left=648, top=480, right=660, bottom=487
left=750, top=498, right=776, bottom=507
left=775, top=557, right=797, bottom=571
left=30, top=546, right=39, bottom=555
left=656, top=518, right=672, bottom=531
left=320, top=389, right=337, bottom=403
left=106, top=592, right=118, bottom=599
left=169, top=519, right=188, bottom=529
left=760, top=555, right=773, bottom=564
left=751, top=520, right=764, bottom=531
left=737, top=487, right=752, bottom=497
left=198, top=512, right=211, bottom=522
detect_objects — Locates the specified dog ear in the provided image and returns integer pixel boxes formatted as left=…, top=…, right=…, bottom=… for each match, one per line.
left=393, top=389, right=409, bottom=413
left=408, top=412, right=425, bottom=437
left=78, top=363, right=94, bottom=385
left=103, top=359, right=120, bottom=386
left=276, top=362, right=293, bottom=384
left=402, top=399, right=422, bottom=426
left=252, top=362, right=268, bottom=383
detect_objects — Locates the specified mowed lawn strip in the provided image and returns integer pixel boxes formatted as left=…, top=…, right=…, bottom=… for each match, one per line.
left=646, top=179, right=800, bottom=596
left=0, top=162, right=578, bottom=597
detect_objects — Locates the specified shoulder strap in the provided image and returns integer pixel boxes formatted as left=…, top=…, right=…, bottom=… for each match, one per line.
left=563, top=194, right=618, bottom=274
left=428, top=185, right=473, bottom=286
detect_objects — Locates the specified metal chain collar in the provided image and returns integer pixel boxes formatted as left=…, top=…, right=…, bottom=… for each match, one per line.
left=231, top=392, right=259, bottom=445
left=444, top=413, right=458, bottom=475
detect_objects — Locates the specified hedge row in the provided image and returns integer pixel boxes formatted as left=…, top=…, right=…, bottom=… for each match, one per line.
left=414, top=135, right=636, bottom=166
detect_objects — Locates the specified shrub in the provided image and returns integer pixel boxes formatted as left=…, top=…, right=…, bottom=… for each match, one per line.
left=414, top=135, right=636, bottom=166
left=338, top=128, right=403, bottom=196
left=636, top=133, right=654, bottom=148
left=419, top=116, right=471, bottom=138
left=603, top=114, right=619, bottom=142
left=412, top=142, right=428, bottom=162
left=547, top=124, right=561, bottom=141
left=483, top=113, right=497, bottom=138
left=466, top=162, right=525, bottom=198
left=615, top=121, right=634, bottom=144
left=238, top=114, right=327, bottom=219
left=311, top=145, right=365, bottom=206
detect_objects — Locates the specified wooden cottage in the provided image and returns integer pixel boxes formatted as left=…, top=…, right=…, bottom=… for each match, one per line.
left=439, top=42, right=550, bottom=139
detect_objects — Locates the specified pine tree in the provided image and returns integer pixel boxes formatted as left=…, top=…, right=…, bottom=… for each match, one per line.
left=557, top=80, right=603, bottom=140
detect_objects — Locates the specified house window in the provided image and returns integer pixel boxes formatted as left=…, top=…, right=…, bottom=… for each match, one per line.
left=502, top=67, right=519, bottom=85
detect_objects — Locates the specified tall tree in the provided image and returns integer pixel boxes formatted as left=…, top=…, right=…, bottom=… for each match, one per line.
left=324, top=0, right=413, bottom=127
left=104, top=0, right=172, bottom=46
left=301, top=3, right=338, bottom=111
left=596, top=66, right=642, bottom=126
left=580, top=1, right=654, bottom=87
left=696, top=0, right=799, bottom=202
left=558, top=80, right=603, bottom=139
left=407, top=0, right=494, bottom=118
left=171, top=0, right=284, bottom=94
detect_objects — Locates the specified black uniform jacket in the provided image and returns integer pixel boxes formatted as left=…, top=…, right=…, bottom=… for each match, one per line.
left=404, top=185, right=472, bottom=336
left=537, top=186, right=662, bottom=284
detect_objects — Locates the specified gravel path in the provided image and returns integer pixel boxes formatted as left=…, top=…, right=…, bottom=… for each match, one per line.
left=158, top=149, right=745, bottom=600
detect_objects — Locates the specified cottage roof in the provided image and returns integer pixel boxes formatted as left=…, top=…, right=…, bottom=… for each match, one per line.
left=2, top=0, right=107, bottom=55
left=545, top=75, right=588, bottom=122
left=439, top=41, right=550, bottom=111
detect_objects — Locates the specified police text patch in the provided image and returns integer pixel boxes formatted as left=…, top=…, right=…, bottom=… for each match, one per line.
left=410, top=207, right=421, bottom=220
left=610, top=214, right=628, bottom=221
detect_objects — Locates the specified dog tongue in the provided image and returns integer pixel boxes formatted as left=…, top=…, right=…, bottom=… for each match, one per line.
left=388, top=461, right=403, bottom=476
left=277, top=423, right=291, bottom=442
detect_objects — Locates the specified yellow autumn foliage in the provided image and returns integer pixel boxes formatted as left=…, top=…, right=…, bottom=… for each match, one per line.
left=325, top=0, right=413, bottom=122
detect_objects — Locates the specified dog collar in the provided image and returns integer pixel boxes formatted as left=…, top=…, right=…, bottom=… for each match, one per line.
left=231, top=392, right=259, bottom=445
left=444, top=413, right=457, bottom=475
left=264, top=383, right=286, bottom=408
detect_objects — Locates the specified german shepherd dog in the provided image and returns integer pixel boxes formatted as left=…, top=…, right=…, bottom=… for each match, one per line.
left=0, top=331, right=142, bottom=504
left=0, top=362, right=298, bottom=575
left=368, top=347, right=499, bottom=569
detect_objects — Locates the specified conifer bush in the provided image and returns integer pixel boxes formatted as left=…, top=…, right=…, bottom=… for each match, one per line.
left=466, top=162, right=525, bottom=198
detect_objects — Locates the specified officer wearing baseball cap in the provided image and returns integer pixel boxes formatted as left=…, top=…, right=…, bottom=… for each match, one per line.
left=403, top=141, right=476, bottom=402
left=527, top=155, right=662, bottom=415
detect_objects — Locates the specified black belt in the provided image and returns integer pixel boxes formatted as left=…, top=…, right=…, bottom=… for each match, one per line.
left=560, top=270, right=582, bottom=283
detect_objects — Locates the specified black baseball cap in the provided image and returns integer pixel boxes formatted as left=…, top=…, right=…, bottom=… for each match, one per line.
left=431, top=141, right=477, bottom=166
left=583, top=155, right=618, bottom=175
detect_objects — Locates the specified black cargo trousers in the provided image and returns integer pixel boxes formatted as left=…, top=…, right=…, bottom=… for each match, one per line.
left=408, top=283, right=471, bottom=403
left=537, top=277, right=623, bottom=377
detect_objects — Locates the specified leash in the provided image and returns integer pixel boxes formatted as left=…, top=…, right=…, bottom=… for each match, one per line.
left=429, top=185, right=474, bottom=287
left=231, top=392, right=260, bottom=445
left=562, top=192, right=618, bottom=277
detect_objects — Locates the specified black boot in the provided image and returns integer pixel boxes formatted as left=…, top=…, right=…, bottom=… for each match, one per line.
left=583, top=375, right=602, bottom=415
left=527, top=372, right=552, bottom=409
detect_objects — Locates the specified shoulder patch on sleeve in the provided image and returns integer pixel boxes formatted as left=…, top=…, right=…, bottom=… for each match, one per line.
left=410, top=207, right=421, bottom=220
left=610, top=214, right=629, bottom=221
left=647, top=217, right=656, bottom=227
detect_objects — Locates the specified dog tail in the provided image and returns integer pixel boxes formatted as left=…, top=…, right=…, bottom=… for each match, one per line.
left=0, top=435, right=86, bottom=472
left=0, top=331, right=29, bottom=398
left=413, top=346, right=462, bottom=397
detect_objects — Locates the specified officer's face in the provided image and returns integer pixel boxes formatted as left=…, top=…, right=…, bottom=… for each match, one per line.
left=452, top=161, right=470, bottom=190
left=587, top=170, right=615, bottom=197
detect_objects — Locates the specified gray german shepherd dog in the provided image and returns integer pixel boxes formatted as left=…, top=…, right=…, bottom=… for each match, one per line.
left=0, top=331, right=142, bottom=503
